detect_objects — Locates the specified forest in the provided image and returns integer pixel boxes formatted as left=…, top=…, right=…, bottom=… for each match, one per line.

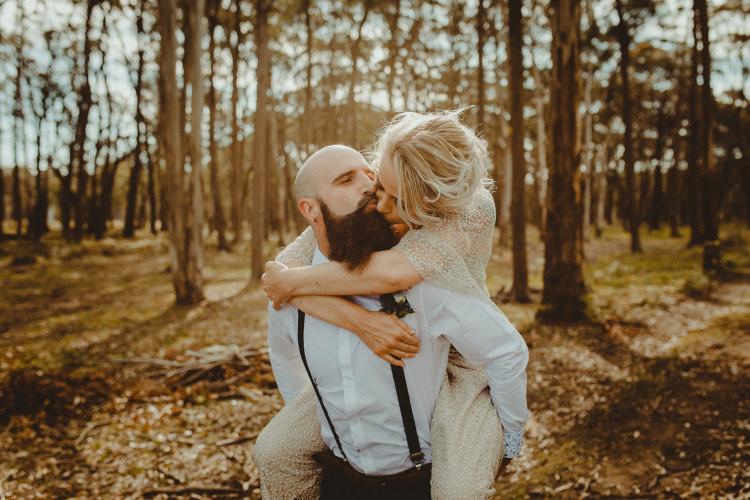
left=1, top=0, right=749, bottom=498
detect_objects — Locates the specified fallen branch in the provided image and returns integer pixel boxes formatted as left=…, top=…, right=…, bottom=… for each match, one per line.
left=215, top=433, right=259, bottom=447
left=112, top=345, right=269, bottom=386
left=142, top=486, right=248, bottom=498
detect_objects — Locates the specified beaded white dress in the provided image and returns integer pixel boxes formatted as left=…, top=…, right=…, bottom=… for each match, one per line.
left=255, top=187, right=511, bottom=499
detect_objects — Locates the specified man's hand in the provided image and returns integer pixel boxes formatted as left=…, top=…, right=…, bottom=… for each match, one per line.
left=495, top=457, right=512, bottom=479
left=261, top=261, right=293, bottom=309
left=354, top=309, right=420, bottom=366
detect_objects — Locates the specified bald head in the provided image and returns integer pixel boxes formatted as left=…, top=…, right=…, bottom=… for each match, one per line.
left=294, top=145, right=368, bottom=200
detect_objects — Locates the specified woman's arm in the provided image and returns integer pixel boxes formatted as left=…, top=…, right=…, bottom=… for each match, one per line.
left=262, top=249, right=423, bottom=307
left=288, top=294, right=420, bottom=366
left=275, top=226, right=316, bottom=268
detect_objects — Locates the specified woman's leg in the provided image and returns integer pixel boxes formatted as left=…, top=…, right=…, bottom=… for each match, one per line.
left=430, top=349, right=504, bottom=500
left=254, top=386, right=326, bottom=499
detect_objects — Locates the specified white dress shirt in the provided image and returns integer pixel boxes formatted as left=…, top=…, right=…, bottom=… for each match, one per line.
left=267, top=247, right=529, bottom=476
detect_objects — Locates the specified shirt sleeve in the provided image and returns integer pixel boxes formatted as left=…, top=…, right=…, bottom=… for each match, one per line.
left=422, top=287, right=529, bottom=458
left=267, top=303, right=309, bottom=404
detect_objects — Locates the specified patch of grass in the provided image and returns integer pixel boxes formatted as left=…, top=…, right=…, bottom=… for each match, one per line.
left=587, top=244, right=704, bottom=289
left=675, top=311, right=750, bottom=354
left=680, top=274, right=715, bottom=300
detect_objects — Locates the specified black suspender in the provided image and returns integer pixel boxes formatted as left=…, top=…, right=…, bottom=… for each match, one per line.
left=298, top=311, right=348, bottom=462
left=297, top=310, right=425, bottom=469
left=390, top=364, right=426, bottom=466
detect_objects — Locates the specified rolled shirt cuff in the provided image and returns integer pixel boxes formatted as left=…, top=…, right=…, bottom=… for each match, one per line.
left=503, top=430, right=524, bottom=458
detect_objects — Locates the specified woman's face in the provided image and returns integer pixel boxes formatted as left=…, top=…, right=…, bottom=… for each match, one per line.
left=374, top=154, right=404, bottom=225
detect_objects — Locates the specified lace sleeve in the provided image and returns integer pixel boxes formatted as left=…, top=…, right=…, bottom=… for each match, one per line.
left=394, top=187, right=495, bottom=301
left=275, top=226, right=316, bottom=266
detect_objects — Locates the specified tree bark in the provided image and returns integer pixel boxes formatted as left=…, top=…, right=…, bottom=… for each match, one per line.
left=12, top=2, right=26, bottom=237
left=346, top=0, right=373, bottom=148
left=303, top=0, right=315, bottom=155
left=476, top=0, right=486, bottom=129
left=123, top=1, right=147, bottom=238
left=230, top=0, right=244, bottom=244
left=508, top=0, right=530, bottom=302
left=250, top=0, right=271, bottom=281
left=687, top=8, right=703, bottom=246
left=531, top=60, right=548, bottom=235
left=208, top=0, right=230, bottom=251
left=615, top=0, right=641, bottom=253
left=386, top=0, right=401, bottom=113
left=538, top=0, right=588, bottom=323
left=694, top=0, right=720, bottom=272
left=159, top=0, right=205, bottom=304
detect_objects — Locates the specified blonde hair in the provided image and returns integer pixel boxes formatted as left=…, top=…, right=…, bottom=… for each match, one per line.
left=370, top=109, right=493, bottom=228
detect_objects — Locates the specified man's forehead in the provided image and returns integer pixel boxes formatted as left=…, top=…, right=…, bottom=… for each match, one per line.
left=314, top=150, right=371, bottom=181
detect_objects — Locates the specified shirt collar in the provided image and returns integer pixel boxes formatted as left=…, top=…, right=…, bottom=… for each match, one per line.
left=312, top=245, right=329, bottom=265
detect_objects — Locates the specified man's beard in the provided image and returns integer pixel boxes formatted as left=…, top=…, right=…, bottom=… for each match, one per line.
left=319, top=194, right=398, bottom=271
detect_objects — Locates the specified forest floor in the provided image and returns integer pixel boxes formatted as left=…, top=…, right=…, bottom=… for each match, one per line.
left=1, top=224, right=749, bottom=499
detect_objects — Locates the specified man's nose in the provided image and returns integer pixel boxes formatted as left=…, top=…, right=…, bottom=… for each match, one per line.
left=358, top=174, right=375, bottom=194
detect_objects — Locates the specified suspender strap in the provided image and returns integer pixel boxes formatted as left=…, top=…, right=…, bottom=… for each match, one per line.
left=297, top=307, right=424, bottom=469
left=390, top=364, right=426, bottom=467
left=297, top=311, right=348, bottom=462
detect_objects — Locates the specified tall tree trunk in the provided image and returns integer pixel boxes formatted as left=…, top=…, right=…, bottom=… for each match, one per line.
left=0, top=163, right=5, bottom=240
left=72, top=0, right=99, bottom=242
left=508, top=0, right=529, bottom=302
left=230, top=0, right=243, bottom=244
left=538, top=0, right=588, bottom=323
left=12, top=2, right=26, bottom=237
left=303, top=0, right=315, bottom=156
left=476, top=0, right=486, bottom=129
left=615, top=0, right=641, bottom=253
left=346, top=0, right=373, bottom=148
left=250, top=0, right=271, bottom=281
left=123, top=1, right=147, bottom=238
left=266, top=111, right=282, bottom=241
left=159, top=0, right=205, bottom=304
left=648, top=103, right=666, bottom=230
left=595, top=144, right=607, bottom=237
left=667, top=163, right=681, bottom=237
left=531, top=61, right=548, bottom=235
left=446, top=1, right=464, bottom=107
left=386, top=0, right=401, bottom=113
left=583, top=65, right=594, bottom=241
left=208, top=1, right=230, bottom=251
left=687, top=10, right=703, bottom=247
left=29, top=110, right=48, bottom=240
left=695, top=0, right=720, bottom=271
left=147, top=128, right=158, bottom=234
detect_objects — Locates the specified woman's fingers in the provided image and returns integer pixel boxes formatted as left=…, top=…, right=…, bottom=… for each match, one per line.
left=390, top=348, right=417, bottom=359
left=390, top=317, right=419, bottom=343
left=382, top=354, right=405, bottom=367
left=393, top=341, right=419, bottom=355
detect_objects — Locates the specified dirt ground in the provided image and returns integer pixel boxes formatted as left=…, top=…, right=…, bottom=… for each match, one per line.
left=1, top=224, right=749, bottom=499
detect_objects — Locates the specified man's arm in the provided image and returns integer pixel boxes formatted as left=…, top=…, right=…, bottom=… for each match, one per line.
left=267, top=303, right=309, bottom=403
left=423, top=288, right=529, bottom=458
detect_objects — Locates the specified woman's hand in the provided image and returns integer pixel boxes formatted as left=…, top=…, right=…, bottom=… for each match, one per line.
left=262, top=261, right=295, bottom=309
left=352, top=309, right=421, bottom=366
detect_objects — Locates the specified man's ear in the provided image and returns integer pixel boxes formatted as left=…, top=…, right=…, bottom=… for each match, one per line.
left=298, top=198, right=320, bottom=224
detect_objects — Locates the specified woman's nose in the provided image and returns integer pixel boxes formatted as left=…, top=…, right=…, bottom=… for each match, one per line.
left=376, top=191, right=390, bottom=214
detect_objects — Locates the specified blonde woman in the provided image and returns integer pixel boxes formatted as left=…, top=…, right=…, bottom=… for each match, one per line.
left=255, top=110, right=527, bottom=499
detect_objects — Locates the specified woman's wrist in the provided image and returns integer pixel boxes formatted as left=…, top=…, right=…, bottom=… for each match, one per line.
left=340, top=303, right=372, bottom=338
left=281, top=266, right=305, bottom=297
